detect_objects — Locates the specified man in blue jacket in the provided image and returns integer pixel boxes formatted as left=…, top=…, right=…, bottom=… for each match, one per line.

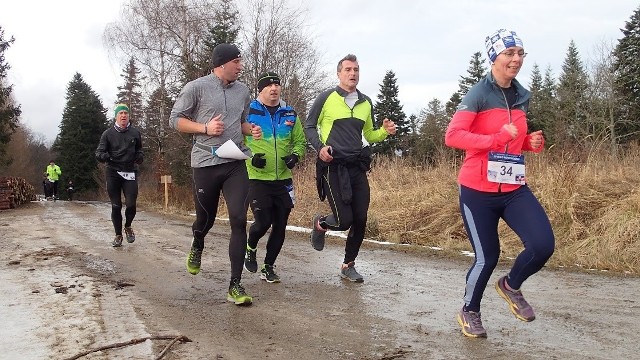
left=243, top=72, right=306, bottom=283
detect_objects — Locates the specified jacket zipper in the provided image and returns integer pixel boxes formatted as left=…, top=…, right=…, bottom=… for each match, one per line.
left=497, top=87, right=513, bottom=193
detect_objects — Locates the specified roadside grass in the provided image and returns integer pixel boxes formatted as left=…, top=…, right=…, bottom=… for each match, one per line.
left=137, top=145, right=640, bottom=275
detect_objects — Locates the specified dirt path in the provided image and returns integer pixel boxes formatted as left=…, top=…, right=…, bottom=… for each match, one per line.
left=0, top=201, right=638, bottom=359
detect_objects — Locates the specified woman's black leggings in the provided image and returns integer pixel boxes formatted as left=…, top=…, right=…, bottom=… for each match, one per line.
left=105, top=167, right=138, bottom=236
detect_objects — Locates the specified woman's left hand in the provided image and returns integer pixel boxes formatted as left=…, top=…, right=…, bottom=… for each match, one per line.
left=529, top=130, right=543, bottom=149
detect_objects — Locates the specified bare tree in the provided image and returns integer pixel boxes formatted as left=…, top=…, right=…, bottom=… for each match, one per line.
left=238, top=0, right=330, bottom=119
left=3, top=124, right=52, bottom=188
left=103, top=0, right=219, bottom=95
left=587, top=41, right=626, bottom=155
left=104, top=0, right=226, bottom=184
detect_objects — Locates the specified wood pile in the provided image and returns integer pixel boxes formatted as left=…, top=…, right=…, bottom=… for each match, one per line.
left=0, top=177, right=36, bottom=210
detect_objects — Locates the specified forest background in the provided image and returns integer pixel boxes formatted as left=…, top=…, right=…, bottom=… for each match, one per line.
left=1, top=0, right=640, bottom=274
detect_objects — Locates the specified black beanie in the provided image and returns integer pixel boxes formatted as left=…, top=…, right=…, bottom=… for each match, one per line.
left=257, top=72, right=281, bottom=92
left=212, top=43, right=241, bottom=67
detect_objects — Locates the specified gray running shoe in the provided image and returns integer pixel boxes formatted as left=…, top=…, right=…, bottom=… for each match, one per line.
left=124, top=227, right=135, bottom=243
left=244, top=246, right=258, bottom=273
left=311, top=214, right=326, bottom=251
left=457, top=307, right=487, bottom=338
left=495, top=276, right=536, bottom=322
left=260, top=264, right=281, bottom=283
left=340, top=262, right=364, bottom=282
left=111, top=235, right=123, bottom=247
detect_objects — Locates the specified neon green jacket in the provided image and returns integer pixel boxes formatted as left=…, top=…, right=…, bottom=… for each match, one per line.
left=245, top=99, right=306, bottom=180
left=303, top=86, right=387, bottom=158
left=46, top=164, right=62, bottom=181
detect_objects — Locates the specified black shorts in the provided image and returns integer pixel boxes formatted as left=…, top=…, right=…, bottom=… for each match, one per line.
left=247, top=179, right=294, bottom=210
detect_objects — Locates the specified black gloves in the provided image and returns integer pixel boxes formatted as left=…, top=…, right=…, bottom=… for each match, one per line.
left=97, top=152, right=110, bottom=162
left=281, top=154, right=299, bottom=169
left=252, top=153, right=298, bottom=169
left=135, top=153, right=144, bottom=164
left=252, top=153, right=266, bottom=168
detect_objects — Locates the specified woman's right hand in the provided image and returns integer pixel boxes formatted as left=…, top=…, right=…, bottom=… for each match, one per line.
left=502, top=123, right=518, bottom=139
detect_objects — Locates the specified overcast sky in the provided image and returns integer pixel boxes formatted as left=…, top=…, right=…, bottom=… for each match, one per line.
left=1, top=0, right=638, bottom=143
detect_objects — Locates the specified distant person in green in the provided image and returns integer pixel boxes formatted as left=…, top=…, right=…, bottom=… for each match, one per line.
left=243, top=72, right=306, bottom=284
left=45, top=160, right=62, bottom=200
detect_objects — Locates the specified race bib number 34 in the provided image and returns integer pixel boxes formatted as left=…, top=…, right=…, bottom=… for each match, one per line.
left=487, top=152, right=525, bottom=185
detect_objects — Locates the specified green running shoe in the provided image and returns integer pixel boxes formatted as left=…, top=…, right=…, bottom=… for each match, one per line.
left=227, top=279, right=252, bottom=305
left=186, top=246, right=203, bottom=275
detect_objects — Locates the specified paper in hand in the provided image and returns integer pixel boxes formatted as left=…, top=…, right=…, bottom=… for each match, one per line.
left=215, top=139, right=250, bottom=160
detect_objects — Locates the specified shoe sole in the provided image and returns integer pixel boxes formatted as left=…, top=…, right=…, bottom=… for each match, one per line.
left=226, top=295, right=252, bottom=305
left=456, top=313, right=487, bottom=338
left=311, top=234, right=325, bottom=251
left=112, top=243, right=122, bottom=248
left=126, top=237, right=135, bottom=243
left=495, top=281, right=535, bottom=322
left=311, top=215, right=326, bottom=251
left=339, top=274, right=364, bottom=283
left=260, top=274, right=281, bottom=283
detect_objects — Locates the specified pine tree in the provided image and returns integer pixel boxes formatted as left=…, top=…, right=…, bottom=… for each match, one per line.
left=459, top=51, right=487, bottom=95
left=52, top=73, right=108, bottom=194
left=413, top=98, right=449, bottom=164
left=373, top=70, right=406, bottom=155
left=613, top=5, right=640, bottom=144
left=0, top=27, right=21, bottom=166
left=556, top=40, right=589, bottom=146
left=445, top=92, right=462, bottom=119
left=445, top=51, right=487, bottom=117
left=539, top=66, right=558, bottom=144
left=140, top=86, right=193, bottom=186
left=116, top=57, right=143, bottom=125
left=189, top=0, right=240, bottom=81
left=527, top=64, right=544, bottom=132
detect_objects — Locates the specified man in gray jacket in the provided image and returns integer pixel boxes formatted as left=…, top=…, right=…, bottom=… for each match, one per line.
left=169, top=43, right=262, bottom=306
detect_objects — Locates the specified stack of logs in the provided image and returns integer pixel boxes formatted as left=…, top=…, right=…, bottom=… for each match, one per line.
left=0, top=177, right=36, bottom=210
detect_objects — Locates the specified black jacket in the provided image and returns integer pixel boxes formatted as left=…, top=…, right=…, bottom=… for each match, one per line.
left=95, top=125, right=143, bottom=172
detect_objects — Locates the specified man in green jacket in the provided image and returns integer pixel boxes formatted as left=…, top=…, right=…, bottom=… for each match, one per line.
left=45, top=160, right=62, bottom=200
left=244, top=71, right=306, bottom=283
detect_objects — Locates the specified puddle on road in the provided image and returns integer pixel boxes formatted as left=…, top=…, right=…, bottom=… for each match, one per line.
left=83, top=254, right=116, bottom=274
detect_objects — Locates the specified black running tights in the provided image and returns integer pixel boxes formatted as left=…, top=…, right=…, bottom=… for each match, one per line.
left=105, top=168, right=138, bottom=236
left=191, top=161, right=249, bottom=280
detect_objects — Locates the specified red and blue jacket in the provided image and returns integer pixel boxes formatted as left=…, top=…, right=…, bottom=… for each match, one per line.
left=445, top=72, right=544, bottom=193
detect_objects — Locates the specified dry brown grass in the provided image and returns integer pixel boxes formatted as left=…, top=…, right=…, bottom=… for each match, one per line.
left=137, top=147, right=640, bottom=275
